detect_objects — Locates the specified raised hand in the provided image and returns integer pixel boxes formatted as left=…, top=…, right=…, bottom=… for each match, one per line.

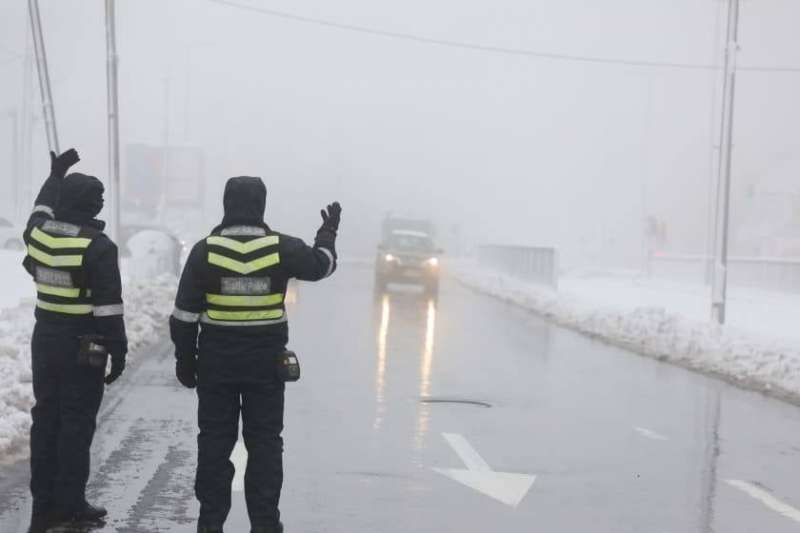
left=320, top=201, right=342, bottom=232
left=50, top=148, right=80, bottom=178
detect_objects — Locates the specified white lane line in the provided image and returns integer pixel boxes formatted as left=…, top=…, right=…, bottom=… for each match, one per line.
left=231, top=439, right=248, bottom=492
left=726, top=480, right=800, bottom=523
left=633, top=426, right=668, bottom=441
left=442, top=432, right=491, bottom=472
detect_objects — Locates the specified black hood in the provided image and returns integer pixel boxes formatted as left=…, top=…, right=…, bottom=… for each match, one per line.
left=56, top=172, right=105, bottom=228
left=219, top=176, right=267, bottom=227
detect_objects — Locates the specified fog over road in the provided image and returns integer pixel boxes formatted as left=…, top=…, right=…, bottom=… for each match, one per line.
left=2, top=265, right=800, bottom=533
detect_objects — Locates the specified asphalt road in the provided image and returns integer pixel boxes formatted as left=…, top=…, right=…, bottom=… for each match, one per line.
left=2, top=264, right=800, bottom=532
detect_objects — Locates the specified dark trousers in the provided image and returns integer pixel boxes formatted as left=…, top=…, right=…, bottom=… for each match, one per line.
left=196, top=380, right=285, bottom=528
left=29, top=324, right=104, bottom=517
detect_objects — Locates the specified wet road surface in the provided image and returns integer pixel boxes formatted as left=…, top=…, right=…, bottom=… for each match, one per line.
left=2, top=263, right=800, bottom=532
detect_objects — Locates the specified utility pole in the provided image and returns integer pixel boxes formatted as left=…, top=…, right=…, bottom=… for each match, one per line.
left=105, top=0, right=121, bottom=241
left=5, top=111, right=20, bottom=221
left=710, top=0, right=740, bottom=325
left=20, top=30, right=34, bottom=220
left=160, top=75, right=171, bottom=225
left=1, top=110, right=20, bottom=220
left=28, top=0, right=59, bottom=154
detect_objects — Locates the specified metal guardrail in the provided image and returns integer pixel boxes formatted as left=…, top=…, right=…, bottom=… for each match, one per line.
left=477, top=245, right=558, bottom=289
left=651, top=254, right=800, bottom=293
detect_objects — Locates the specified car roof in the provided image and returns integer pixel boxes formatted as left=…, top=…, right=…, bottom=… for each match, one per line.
left=391, top=229, right=430, bottom=238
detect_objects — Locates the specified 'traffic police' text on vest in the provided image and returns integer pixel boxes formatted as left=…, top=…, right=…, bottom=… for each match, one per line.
left=202, top=227, right=287, bottom=327
left=25, top=220, right=98, bottom=316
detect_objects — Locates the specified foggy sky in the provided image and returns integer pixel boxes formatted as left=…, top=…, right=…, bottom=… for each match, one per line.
left=1, top=0, right=799, bottom=265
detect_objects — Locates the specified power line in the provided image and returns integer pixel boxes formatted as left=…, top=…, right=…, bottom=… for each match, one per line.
left=208, top=0, right=800, bottom=73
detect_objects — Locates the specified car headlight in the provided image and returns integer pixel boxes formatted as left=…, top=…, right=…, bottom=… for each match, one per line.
left=426, top=257, right=439, bottom=267
left=385, top=254, right=396, bottom=262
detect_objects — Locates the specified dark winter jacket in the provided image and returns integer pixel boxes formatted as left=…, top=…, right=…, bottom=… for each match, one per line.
left=23, top=171, right=128, bottom=358
left=169, top=177, right=337, bottom=383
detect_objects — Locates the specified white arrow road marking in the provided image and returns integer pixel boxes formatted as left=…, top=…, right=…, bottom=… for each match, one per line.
left=433, top=432, right=536, bottom=507
left=231, top=440, right=248, bottom=492
left=726, top=480, right=800, bottom=523
left=634, top=426, right=668, bottom=441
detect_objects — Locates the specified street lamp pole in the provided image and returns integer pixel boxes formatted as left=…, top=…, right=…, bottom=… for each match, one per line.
left=711, top=0, right=740, bottom=325
left=105, top=0, right=121, bottom=241
left=28, top=0, right=59, bottom=154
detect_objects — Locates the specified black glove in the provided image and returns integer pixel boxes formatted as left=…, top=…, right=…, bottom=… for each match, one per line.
left=319, top=202, right=342, bottom=232
left=104, top=354, right=126, bottom=385
left=176, top=354, right=198, bottom=389
left=50, top=148, right=80, bottom=179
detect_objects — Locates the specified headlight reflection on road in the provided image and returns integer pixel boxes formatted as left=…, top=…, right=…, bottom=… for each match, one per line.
left=373, top=293, right=391, bottom=430
left=284, top=282, right=298, bottom=305
left=420, top=298, right=437, bottom=397
left=414, top=298, right=437, bottom=450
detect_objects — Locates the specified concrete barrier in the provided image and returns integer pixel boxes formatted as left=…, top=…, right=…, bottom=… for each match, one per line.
left=477, top=245, right=558, bottom=289
left=651, top=254, right=800, bottom=293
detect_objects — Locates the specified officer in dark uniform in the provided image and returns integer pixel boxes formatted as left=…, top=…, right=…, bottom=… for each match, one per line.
left=23, top=149, right=128, bottom=533
left=170, top=176, right=341, bottom=533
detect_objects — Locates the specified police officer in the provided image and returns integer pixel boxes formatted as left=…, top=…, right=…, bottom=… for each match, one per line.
left=23, top=149, right=128, bottom=532
left=170, top=176, right=341, bottom=533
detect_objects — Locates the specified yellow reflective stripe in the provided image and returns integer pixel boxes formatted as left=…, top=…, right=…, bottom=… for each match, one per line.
left=31, top=227, right=91, bottom=249
left=36, top=283, right=80, bottom=298
left=27, top=244, right=83, bottom=267
left=36, top=300, right=92, bottom=315
left=208, top=252, right=280, bottom=274
left=206, top=293, right=284, bottom=307
left=206, top=308, right=284, bottom=321
left=207, top=235, right=279, bottom=254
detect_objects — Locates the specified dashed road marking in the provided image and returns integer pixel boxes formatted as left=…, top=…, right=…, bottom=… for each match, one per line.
left=633, top=426, right=668, bottom=441
left=726, top=480, right=800, bottom=523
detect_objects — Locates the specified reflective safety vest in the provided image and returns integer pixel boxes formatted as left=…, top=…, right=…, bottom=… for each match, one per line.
left=202, top=228, right=286, bottom=327
left=25, top=220, right=98, bottom=316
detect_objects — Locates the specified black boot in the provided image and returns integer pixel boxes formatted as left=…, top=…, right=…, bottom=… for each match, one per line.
left=73, top=502, right=108, bottom=522
left=197, top=525, right=224, bottom=533
left=27, top=514, right=52, bottom=533
left=251, top=522, right=283, bottom=533
left=51, top=502, right=108, bottom=525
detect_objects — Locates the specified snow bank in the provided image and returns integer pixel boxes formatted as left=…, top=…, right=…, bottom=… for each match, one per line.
left=0, top=250, right=33, bottom=309
left=454, top=262, right=800, bottom=403
left=0, top=275, right=177, bottom=458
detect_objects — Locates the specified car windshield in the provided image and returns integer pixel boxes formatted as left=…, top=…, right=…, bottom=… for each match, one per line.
left=387, top=233, right=434, bottom=253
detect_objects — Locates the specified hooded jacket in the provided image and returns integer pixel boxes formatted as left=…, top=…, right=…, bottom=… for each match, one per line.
left=169, top=177, right=337, bottom=382
left=55, top=172, right=105, bottom=224
left=24, top=170, right=128, bottom=358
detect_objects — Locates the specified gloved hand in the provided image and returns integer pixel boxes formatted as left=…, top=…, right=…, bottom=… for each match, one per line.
left=319, top=202, right=342, bottom=232
left=104, top=354, right=126, bottom=385
left=50, top=148, right=80, bottom=178
left=176, top=354, right=198, bottom=389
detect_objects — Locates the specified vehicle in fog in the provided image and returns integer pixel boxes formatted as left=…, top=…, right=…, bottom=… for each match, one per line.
left=0, top=217, right=23, bottom=250
left=119, top=224, right=185, bottom=275
left=375, top=223, right=441, bottom=295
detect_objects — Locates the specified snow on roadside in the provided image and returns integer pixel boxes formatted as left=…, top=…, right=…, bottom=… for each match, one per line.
left=0, top=275, right=177, bottom=458
left=453, top=262, right=800, bottom=403
left=0, top=250, right=33, bottom=310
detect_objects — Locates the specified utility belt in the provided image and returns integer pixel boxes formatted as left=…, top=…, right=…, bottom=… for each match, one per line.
left=77, top=334, right=109, bottom=369
left=276, top=350, right=300, bottom=382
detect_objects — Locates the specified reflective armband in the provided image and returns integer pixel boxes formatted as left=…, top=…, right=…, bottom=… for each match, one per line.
left=32, top=205, right=54, bottom=218
left=172, top=307, right=201, bottom=323
left=93, top=303, right=125, bottom=317
left=318, top=247, right=335, bottom=278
